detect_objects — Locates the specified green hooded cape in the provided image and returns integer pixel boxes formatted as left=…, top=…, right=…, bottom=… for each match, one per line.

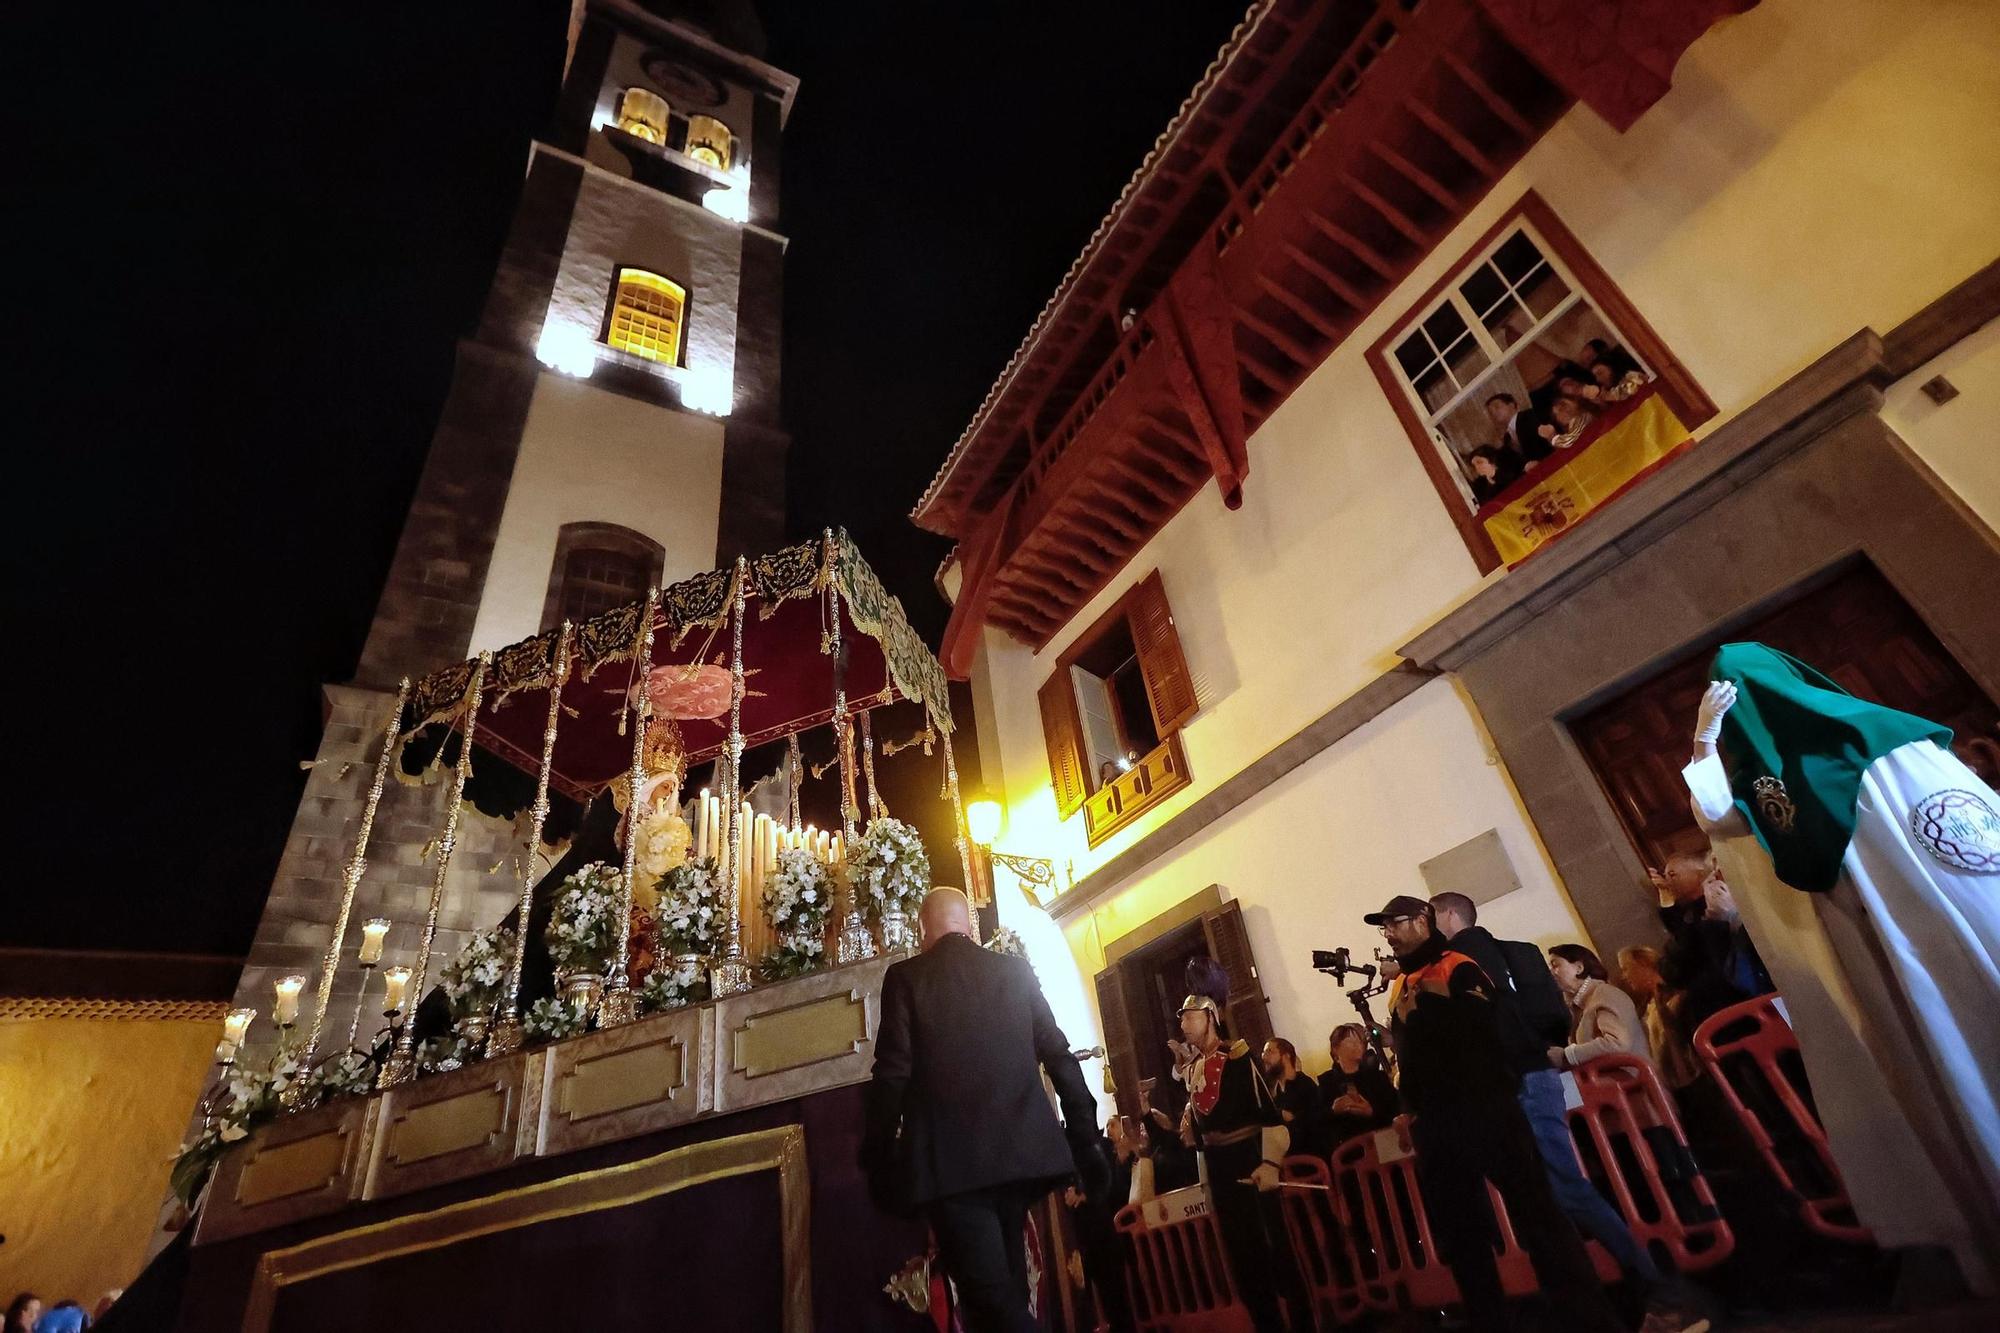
left=1711, top=642, right=1951, bottom=893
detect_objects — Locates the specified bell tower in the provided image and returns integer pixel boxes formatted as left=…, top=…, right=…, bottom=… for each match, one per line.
left=357, top=0, right=797, bottom=687
left=224, top=0, right=796, bottom=1060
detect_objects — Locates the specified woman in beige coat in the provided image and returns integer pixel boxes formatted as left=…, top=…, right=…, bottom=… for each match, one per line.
left=1545, top=944, right=1652, bottom=1068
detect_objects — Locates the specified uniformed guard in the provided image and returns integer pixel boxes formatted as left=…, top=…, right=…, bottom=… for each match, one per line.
left=1175, top=993, right=1292, bottom=1331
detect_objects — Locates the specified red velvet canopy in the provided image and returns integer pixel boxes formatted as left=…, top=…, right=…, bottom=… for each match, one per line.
left=397, top=534, right=950, bottom=805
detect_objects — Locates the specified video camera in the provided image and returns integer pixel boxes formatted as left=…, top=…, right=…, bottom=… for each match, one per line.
left=1311, top=945, right=1377, bottom=984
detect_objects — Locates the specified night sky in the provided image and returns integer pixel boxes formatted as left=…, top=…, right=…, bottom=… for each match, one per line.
left=13, top=4, right=1242, bottom=958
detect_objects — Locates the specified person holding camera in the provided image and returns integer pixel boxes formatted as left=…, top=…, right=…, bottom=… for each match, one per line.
left=861, top=889, right=1105, bottom=1333
left=1367, top=894, right=1621, bottom=1333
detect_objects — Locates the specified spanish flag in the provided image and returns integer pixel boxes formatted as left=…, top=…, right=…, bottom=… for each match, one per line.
left=1479, top=385, right=1692, bottom=566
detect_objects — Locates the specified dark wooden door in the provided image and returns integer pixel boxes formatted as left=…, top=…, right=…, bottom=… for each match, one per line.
left=1572, top=562, right=1999, bottom=875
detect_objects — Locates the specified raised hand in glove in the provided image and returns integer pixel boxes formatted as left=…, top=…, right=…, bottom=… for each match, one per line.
left=1693, top=680, right=1738, bottom=745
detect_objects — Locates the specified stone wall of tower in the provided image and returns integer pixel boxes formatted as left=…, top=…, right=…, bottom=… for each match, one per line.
left=226, top=685, right=528, bottom=1067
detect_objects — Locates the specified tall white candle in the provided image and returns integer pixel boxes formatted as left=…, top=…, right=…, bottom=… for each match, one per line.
left=381, top=965, right=413, bottom=1015
left=694, top=789, right=711, bottom=862
left=273, top=975, right=306, bottom=1027
left=358, top=918, right=390, bottom=965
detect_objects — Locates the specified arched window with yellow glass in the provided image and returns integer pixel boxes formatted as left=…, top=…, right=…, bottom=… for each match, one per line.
left=604, top=268, right=687, bottom=367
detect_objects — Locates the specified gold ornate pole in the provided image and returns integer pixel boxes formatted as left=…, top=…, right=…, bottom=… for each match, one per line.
left=860, top=711, right=884, bottom=821
left=712, top=558, right=753, bottom=996
left=298, top=677, right=409, bottom=1079
left=381, top=654, right=487, bottom=1088
left=488, top=624, right=572, bottom=1057
left=941, top=729, right=982, bottom=943
left=829, top=533, right=877, bottom=964
left=599, top=590, right=660, bottom=1028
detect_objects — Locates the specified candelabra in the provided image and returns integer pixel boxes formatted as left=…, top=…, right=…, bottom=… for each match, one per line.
left=199, top=1008, right=257, bottom=1132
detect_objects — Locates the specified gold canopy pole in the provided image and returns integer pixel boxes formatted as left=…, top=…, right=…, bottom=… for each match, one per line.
left=829, top=532, right=877, bottom=965
left=941, top=729, right=982, bottom=943
left=381, top=654, right=488, bottom=1088
left=488, top=624, right=571, bottom=1057
left=860, top=711, right=883, bottom=822
left=298, top=676, right=410, bottom=1079
left=599, top=589, right=660, bottom=1028
left=711, top=558, right=753, bottom=996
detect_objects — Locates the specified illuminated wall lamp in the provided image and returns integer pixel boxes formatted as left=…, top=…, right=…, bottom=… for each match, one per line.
left=964, top=797, right=1070, bottom=899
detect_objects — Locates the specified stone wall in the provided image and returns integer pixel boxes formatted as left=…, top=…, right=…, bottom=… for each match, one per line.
left=228, top=685, right=529, bottom=1067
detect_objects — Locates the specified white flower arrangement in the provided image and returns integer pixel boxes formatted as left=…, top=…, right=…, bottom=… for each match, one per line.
left=985, top=926, right=1028, bottom=961
left=760, top=847, right=832, bottom=981
left=544, top=862, right=624, bottom=974
left=439, top=926, right=509, bottom=1020
left=655, top=856, right=724, bottom=957
left=170, top=1048, right=302, bottom=1206
left=303, top=1048, right=377, bottom=1103
left=524, top=995, right=592, bottom=1044
left=417, top=1034, right=471, bottom=1075
left=639, top=953, right=711, bottom=1012
left=848, top=817, right=930, bottom=924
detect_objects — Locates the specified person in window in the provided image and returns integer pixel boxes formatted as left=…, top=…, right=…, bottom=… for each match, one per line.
left=1537, top=395, right=1595, bottom=449
left=1315, top=1022, right=1398, bottom=1155
left=1484, top=392, right=1551, bottom=467
left=1556, top=373, right=1607, bottom=406
left=1592, top=359, right=1648, bottom=402
left=1580, top=337, right=1640, bottom=381
left=1466, top=446, right=1522, bottom=506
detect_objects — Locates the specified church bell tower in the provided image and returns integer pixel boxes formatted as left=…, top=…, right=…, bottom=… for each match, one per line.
left=224, top=0, right=797, bottom=1057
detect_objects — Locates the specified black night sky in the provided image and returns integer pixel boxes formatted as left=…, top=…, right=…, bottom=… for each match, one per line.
left=13, top=4, right=1242, bottom=958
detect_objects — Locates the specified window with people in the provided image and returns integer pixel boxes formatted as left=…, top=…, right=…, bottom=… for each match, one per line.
left=1368, top=192, right=1715, bottom=572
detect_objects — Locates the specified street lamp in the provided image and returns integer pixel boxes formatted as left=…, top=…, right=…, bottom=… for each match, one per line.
left=963, top=797, right=1069, bottom=901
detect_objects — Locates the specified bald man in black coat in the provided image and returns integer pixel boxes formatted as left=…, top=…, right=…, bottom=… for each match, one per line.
left=862, top=889, right=1102, bottom=1332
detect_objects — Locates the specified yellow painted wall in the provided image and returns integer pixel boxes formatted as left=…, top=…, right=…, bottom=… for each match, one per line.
left=0, top=1016, right=216, bottom=1303
left=970, top=0, right=2000, bottom=1050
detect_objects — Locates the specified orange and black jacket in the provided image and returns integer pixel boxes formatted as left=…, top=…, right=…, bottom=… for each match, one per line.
left=1386, top=936, right=1518, bottom=1115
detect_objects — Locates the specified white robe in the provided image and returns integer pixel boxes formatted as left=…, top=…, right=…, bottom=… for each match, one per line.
left=1683, top=742, right=2000, bottom=1290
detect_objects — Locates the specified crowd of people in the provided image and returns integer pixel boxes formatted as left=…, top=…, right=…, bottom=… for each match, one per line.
left=1465, top=337, right=1648, bottom=505
left=1055, top=864, right=1778, bottom=1333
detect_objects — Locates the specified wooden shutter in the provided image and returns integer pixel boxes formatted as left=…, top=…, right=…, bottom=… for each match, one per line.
left=1128, top=570, right=1198, bottom=736
left=1038, top=669, right=1088, bottom=820
left=1201, top=900, right=1273, bottom=1052
left=1096, top=967, right=1141, bottom=1120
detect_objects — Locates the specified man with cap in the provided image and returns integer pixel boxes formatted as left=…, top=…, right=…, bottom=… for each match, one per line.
left=1174, top=990, right=1293, bottom=1331
left=1367, top=894, right=1621, bottom=1333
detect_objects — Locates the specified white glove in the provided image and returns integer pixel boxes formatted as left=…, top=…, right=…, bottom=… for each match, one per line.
left=1693, top=680, right=1738, bottom=744
left=1248, top=1161, right=1281, bottom=1192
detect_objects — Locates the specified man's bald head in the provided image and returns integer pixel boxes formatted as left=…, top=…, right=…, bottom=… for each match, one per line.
left=919, top=887, right=972, bottom=948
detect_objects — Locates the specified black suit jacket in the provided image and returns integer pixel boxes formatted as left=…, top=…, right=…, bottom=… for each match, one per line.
left=861, top=933, right=1096, bottom=1207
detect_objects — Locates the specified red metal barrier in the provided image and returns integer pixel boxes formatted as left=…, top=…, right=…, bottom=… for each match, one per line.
left=1566, top=1054, right=1735, bottom=1271
left=1694, top=994, right=1870, bottom=1244
left=1276, top=1156, right=1366, bottom=1327
left=1115, top=1188, right=1256, bottom=1333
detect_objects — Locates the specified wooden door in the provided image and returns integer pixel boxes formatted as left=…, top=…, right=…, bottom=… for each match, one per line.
left=1573, top=562, right=1999, bottom=875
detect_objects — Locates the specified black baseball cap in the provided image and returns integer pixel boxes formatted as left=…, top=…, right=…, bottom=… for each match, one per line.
left=1362, top=894, right=1433, bottom=926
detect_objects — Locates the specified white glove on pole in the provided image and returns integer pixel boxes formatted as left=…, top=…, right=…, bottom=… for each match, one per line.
left=1694, top=680, right=1738, bottom=744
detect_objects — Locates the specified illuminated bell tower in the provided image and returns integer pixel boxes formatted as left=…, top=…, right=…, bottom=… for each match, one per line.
left=357, top=0, right=796, bottom=686
left=223, top=0, right=795, bottom=1061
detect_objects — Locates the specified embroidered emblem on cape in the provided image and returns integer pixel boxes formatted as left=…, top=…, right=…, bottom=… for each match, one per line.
left=1910, top=789, right=2000, bottom=874
left=1752, top=776, right=1797, bottom=834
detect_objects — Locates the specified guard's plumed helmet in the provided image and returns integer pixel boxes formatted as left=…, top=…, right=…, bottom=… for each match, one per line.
left=1177, top=994, right=1221, bottom=1021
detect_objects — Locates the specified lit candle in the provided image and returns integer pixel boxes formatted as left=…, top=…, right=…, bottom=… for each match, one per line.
left=831, top=833, right=843, bottom=867
left=358, top=918, right=390, bottom=965
left=740, top=801, right=754, bottom=879
left=273, top=975, right=307, bottom=1027
left=695, top=788, right=711, bottom=862
left=381, top=965, right=413, bottom=1015
left=708, top=793, right=723, bottom=866
left=218, top=1007, right=256, bottom=1061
